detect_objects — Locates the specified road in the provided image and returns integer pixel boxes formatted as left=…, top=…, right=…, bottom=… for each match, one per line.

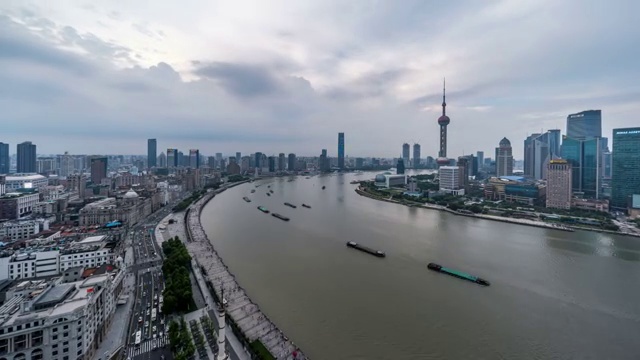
left=122, top=200, right=181, bottom=360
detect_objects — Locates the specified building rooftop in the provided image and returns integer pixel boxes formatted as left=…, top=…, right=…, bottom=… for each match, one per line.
left=78, top=235, right=106, bottom=244
left=33, top=283, right=75, bottom=307
left=5, top=174, right=47, bottom=181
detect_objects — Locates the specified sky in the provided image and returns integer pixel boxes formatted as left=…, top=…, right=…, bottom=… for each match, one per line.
left=1, top=0, right=639, bottom=159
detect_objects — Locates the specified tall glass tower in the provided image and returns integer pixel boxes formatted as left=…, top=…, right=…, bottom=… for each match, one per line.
left=561, top=136, right=602, bottom=198
left=147, top=138, right=157, bottom=168
left=611, top=127, right=640, bottom=209
left=338, top=132, right=345, bottom=169
left=567, top=110, right=602, bottom=139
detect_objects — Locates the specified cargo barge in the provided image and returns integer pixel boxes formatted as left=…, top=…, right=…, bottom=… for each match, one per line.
left=257, top=206, right=269, bottom=214
left=302, top=204, right=311, bottom=209
left=272, top=213, right=290, bottom=221
left=427, top=263, right=490, bottom=286
left=346, top=241, right=385, bottom=258
left=284, top=202, right=297, bottom=208
left=243, top=197, right=251, bottom=202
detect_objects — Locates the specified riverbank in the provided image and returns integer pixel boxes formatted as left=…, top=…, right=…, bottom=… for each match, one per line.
left=185, top=183, right=308, bottom=360
left=355, top=187, right=577, bottom=233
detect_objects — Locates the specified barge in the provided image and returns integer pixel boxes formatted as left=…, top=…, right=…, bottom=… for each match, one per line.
left=302, top=204, right=311, bottom=209
left=257, top=206, right=269, bottom=214
left=272, top=213, right=290, bottom=221
left=242, top=197, right=251, bottom=202
left=427, top=263, right=490, bottom=286
left=346, top=241, right=385, bottom=258
left=284, top=202, right=297, bottom=208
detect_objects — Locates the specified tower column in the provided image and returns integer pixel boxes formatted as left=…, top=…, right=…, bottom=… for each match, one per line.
left=216, top=289, right=228, bottom=360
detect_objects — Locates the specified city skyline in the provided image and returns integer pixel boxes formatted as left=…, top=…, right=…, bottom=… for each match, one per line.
left=1, top=1, right=639, bottom=157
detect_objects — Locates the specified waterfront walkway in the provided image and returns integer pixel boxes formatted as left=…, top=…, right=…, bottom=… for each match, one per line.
left=185, top=190, right=307, bottom=360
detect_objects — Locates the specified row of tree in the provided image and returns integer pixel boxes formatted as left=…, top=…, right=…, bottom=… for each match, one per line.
left=168, top=318, right=195, bottom=360
left=172, top=190, right=207, bottom=212
left=161, top=237, right=195, bottom=314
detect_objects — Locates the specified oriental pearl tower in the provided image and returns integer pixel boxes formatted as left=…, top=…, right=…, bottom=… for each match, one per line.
left=436, top=79, right=451, bottom=167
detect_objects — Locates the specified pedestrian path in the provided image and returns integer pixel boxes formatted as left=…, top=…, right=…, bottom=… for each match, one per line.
left=127, top=336, right=168, bottom=358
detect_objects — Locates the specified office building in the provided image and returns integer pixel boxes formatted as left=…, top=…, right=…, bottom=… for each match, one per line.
left=495, top=137, right=514, bottom=176
left=236, top=152, right=241, bottom=164
left=546, top=159, right=573, bottom=209
left=268, top=156, right=276, bottom=173
left=562, top=136, right=602, bottom=199
left=254, top=152, right=263, bottom=169
left=402, top=143, right=410, bottom=168
left=436, top=80, right=451, bottom=166
left=287, top=153, right=296, bottom=171
left=90, top=157, right=108, bottom=184
left=413, top=144, right=421, bottom=168
left=166, top=149, right=178, bottom=167
left=215, top=153, right=223, bottom=169
left=397, top=159, right=405, bottom=174
left=147, top=138, right=157, bottom=168
left=611, top=127, right=640, bottom=209
left=278, top=153, right=286, bottom=171
left=319, top=149, right=329, bottom=172
left=476, top=151, right=484, bottom=171
left=17, top=141, right=37, bottom=173
left=355, top=158, right=364, bottom=168
left=338, top=133, right=345, bottom=169
left=524, top=129, right=561, bottom=180
left=189, top=149, right=200, bottom=169
left=0, top=142, right=9, bottom=174
left=439, top=166, right=465, bottom=195
left=567, top=110, right=602, bottom=139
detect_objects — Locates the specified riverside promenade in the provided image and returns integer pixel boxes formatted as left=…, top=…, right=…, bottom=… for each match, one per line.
left=185, top=188, right=308, bottom=360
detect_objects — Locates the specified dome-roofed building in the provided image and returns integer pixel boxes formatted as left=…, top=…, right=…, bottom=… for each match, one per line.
left=496, top=137, right=514, bottom=176
left=123, top=188, right=139, bottom=199
left=499, top=137, right=511, bottom=147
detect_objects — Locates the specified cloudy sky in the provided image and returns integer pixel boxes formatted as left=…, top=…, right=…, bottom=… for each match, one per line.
left=1, top=0, right=638, bottom=159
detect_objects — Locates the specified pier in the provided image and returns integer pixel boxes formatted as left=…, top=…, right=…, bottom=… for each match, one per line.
left=185, top=190, right=307, bottom=360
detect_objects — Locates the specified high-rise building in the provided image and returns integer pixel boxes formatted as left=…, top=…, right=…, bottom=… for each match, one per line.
left=338, top=132, right=345, bottom=169
left=90, top=156, right=108, bottom=184
left=524, top=129, right=561, bottom=180
left=476, top=151, right=484, bottom=171
left=166, top=149, right=178, bottom=167
left=236, top=152, right=241, bottom=164
left=17, top=141, right=36, bottom=173
left=147, top=139, right=157, bottom=168
left=59, top=151, right=75, bottom=177
left=319, top=149, right=329, bottom=172
left=288, top=153, right=296, bottom=171
left=567, top=110, right=602, bottom=139
left=0, top=142, right=9, bottom=174
left=439, top=166, right=465, bottom=195
left=546, top=159, right=572, bottom=209
left=278, top=153, right=286, bottom=171
left=207, top=156, right=215, bottom=168
left=611, top=127, right=640, bottom=209
left=268, top=156, right=276, bottom=173
left=396, top=159, right=405, bottom=174
left=561, top=136, right=602, bottom=199
left=189, top=149, right=200, bottom=168
left=355, top=158, right=364, bottom=168
left=157, top=152, right=166, bottom=168
left=216, top=153, right=223, bottom=169
left=402, top=143, right=410, bottom=168
left=412, top=143, right=421, bottom=169
left=495, top=137, right=513, bottom=176
left=36, top=157, right=56, bottom=175
left=254, top=152, right=262, bottom=169
left=436, top=79, right=451, bottom=166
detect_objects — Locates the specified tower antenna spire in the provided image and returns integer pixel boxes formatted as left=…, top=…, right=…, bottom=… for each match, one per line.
left=442, top=77, right=447, bottom=115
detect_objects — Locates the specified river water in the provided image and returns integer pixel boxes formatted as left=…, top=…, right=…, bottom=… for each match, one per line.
left=201, top=172, right=640, bottom=360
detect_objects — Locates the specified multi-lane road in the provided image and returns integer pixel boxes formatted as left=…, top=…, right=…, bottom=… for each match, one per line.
left=123, top=202, right=179, bottom=360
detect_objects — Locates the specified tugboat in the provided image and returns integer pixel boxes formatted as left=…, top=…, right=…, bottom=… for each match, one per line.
left=271, top=213, right=290, bottom=221
left=242, top=197, right=251, bottom=203
left=302, top=204, right=311, bottom=209
left=284, top=202, right=297, bottom=209
left=251, top=189, right=256, bottom=193
left=269, top=190, right=274, bottom=194
left=257, top=206, right=269, bottom=214
left=266, top=193, right=271, bottom=196
left=427, top=263, right=490, bottom=286
left=322, top=186, right=326, bottom=190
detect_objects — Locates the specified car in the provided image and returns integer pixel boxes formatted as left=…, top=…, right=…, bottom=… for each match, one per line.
left=160, top=318, right=164, bottom=325
left=146, top=309, right=150, bottom=316
left=153, top=333, right=157, bottom=339
left=152, top=326, right=157, bottom=333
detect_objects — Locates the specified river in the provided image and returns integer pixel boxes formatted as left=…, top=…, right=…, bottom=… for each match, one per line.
left=200, top=172, right=640, bottom=359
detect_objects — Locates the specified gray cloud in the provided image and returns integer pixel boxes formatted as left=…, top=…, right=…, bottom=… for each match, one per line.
left=194, top=62, right=284, bottom=97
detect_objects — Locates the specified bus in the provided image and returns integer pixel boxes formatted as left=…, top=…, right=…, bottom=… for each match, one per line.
left=135, top=330, right=142, bottom=346
left=151, top=308, right=157, bottom=322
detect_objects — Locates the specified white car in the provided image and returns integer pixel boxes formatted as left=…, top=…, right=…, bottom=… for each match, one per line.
left=152, top=326, right=157, bottom=333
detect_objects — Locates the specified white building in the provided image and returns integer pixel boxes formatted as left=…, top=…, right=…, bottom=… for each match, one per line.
left=439, top=166, right=465, bottom=196
left=0, top=192, right=41, bottom=219
left=374, top=174, right=407, bottom=188
left=4, top=174, right=48, bottom=191
left=0, top=219, right=49, bottom=241
left=58, top=236, right=114, bottom=272
left=0, top=269, right=124, bottom=360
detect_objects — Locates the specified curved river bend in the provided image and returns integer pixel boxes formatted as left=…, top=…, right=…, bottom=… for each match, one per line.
left=201, top=172, right=640, bottom=360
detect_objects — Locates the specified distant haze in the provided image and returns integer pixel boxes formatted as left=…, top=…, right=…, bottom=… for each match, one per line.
left=1, top=1, right=638, bottom=158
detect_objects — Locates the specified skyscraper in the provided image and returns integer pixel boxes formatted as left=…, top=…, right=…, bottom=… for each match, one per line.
left=288, top=153, right=296, bottom=171
left=562, top=136, right=602, bottom=199
left=402, top=143, right=410, bottom=167
left=436, top=80, right=451, bottom=166
left=495, top=137, right=513, bottom=176
left=189, top=149, right=200, bottom=168
left=413, top=143, right=421, bottom=169
left=476, top=151, right=484, bottom=171
left=546, top=159, right=573, bottom=209
left=278, top=153, right=286, bottom=171
left=338, top=132, right=345, bottom=170
left=216, top=153, right=223, bottom=169
left=90, top=156, right=108, bottom=184
left=396, top=159, right=405, bottom=174
left=236, top=152, right=241, bottom=164
left=166, top=149, right=178, bottom=167
left=524, top=129, right=561, bottom=180
left=567, top=110, right=602, bottom=139
left=0, top=142, right=9, bottom=174
left=17, top=141, right=37, bottom=173
left=268, top=156, right=276, bottom=173
left=147, top=139, right=157, bottom=168
left=611, top=127, right=640, bottom=209
left=254, top=152, right=262, bottom=169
